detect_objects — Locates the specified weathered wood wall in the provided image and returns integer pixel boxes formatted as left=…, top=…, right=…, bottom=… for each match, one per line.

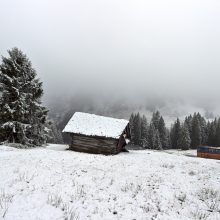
left=197, top=146, right=220, bottom=160
left=197, top=152, right=220, bottom=160
left=69, top=134, right=119, bottom=155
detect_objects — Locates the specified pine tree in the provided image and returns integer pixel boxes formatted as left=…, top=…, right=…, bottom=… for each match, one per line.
left=196, top=113, right=207, bottom=145
left=206, top=121, right=211, bottom=145
left=140, top=115, right=148, bottom=148
left=207, top=120, right=216, bottom=146
left=191, top=115, right=201, bottom=149
left=170, top=118, right=181, bottom=149
left=158, top=116, right=168, bottom=149
left=45, top=119, right=64, bottom=144
left=148, top=123, right=161, bottom=149
left=166, top=130, right=171, bottom=149
left=148, top=123, right=156, bottom=149
left=177, top=123, right=191, bottom=150
left=184, top=115, right=193, bottom=142
left=0, top=48, right=48, bottom=146
left=151, top=111, right=160, bottom=130
left=133, top=113, right=142, bottom=146
left=154, top=129, right=162, bottom=150
left=129, top=113, right=142, bottom=146
left=216, top=118, right=220, bottom=146
left=129, top=113, right=135, bottom=145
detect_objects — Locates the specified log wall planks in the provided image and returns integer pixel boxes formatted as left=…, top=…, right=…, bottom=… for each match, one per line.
left=197, top=146, right=220, bottom=160
left=69, top=134, right=119, bottom=155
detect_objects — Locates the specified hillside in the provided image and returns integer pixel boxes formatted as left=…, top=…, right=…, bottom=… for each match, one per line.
left=0, top=145, right=219, bottom=220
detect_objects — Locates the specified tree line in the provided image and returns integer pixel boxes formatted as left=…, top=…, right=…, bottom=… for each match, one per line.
left=129, top=111, right=220, bottom=150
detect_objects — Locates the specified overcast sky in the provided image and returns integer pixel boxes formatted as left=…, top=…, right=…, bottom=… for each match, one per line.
left=0, top=0, right=220, bottom=112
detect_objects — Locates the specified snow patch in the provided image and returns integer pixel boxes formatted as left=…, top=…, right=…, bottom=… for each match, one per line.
left=0, top=145, right=220, bottom=219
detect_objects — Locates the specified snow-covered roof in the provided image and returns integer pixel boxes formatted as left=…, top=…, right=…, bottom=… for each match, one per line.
left=62, top=112, right=129, bottom=139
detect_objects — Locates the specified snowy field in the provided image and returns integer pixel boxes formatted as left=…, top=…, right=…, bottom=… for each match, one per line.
left=0, top=145, right=220, bottom=220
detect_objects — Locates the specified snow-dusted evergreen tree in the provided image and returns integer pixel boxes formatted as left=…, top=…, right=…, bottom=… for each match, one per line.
left=129, top=113, right=135, bottom=145
left=177, top=123, right=191, bottom=150
left=140, top=115, right=148, bottom=148
left=185, top=115, right=193, bottom=134
left=191, top=116, right=201, bottom=149
left=154, top=129, right=162, bottom=150
left=148, top=123, right=162, bottom=149
left=151, top=111, right=160, bottom=130
left=216, top=118, right=220, bottom=146
left=170, top=118, right=181, bottom=149
left=45, top=119, right=63, bottom=144
left=166, top=131, right=171, bottom=149
left=0, top=48, right=48, bottom=146
left=158, top=116, right=169, bottom=149
left=133, top=113, right=142, bottom=146
left=196, top=113, right=207, bottom=145
left=148, top=123, right=155, bottom=149
left=207, top=119, right=217, bottom=146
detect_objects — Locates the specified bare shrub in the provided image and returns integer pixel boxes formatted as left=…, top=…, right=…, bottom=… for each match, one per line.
left=0, top=189, right=13, bottom=218
left=161, top=163, right=175, bottom=169
left=197, top=188, right=220, bottom=212
left=68, top=210, right=79, bottom=220
left=62, top=203, right=79, bottom=220
left=69, top=184, right=86, bottom=204
left=47, top=193, right=80, bottom=220
left=140, top=200, right=161, bottom=213
left=132, top=184, right=143, bottom=198
left=47, top=194, right=63, bottom=208
left=175, top=192, right=187, bottom=203
left=121, top=182, right=134, bottom=192
left=18, top=171, right=35, bottom=183
left=191, top=207, right=209, bottom=220
left=121, top=182, right=144, bottom=199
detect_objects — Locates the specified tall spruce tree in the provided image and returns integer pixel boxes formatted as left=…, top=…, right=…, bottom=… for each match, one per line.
left=148, top=123, right=155, bottom=149
left=129, top=113, right=135, bottom=145
left=207, top=119, right=217, bottom=146
left=216, top=118, right=220, bottom=146
left=196, top=113, right=207, bottom=145
left=140, top=115, right=148, bottom=148
left=184, top=115, right=193, bottom=141
left=131, top=113, right=142, bottom=146
left=154, top=129, right=162, bottom=150
left=158, top=116, right=168, bottom=149
left=45, top=119, right=64, bottom=144
left=151, top=111, right=160, bottom=130
left=170, top=118, right=181, bottom=149
left=148, top=123, right=162, bottom=149
left=177, top=123, right=191, bottom=150
left=191, top=115, right=201, bottom=149
left=0, top=48, right=48, bottom=146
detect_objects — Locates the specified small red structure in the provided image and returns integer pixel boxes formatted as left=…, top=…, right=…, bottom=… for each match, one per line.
left=197, top=146, right=220, bottom=160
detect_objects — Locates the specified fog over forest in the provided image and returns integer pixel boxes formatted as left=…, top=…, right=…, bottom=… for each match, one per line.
left=1, top=0, right=220, bottom=120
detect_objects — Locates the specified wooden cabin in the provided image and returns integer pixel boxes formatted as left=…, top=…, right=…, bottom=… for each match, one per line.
left=197, top=146, right=220, bottom=160
left=62, top=112, right=130, bottom=155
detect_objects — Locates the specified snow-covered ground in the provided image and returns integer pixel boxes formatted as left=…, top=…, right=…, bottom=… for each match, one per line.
left=0, top=144, right=220, bottom=220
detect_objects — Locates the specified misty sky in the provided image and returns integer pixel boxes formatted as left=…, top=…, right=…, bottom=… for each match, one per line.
left=0, top=0, right=220, bottom=112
